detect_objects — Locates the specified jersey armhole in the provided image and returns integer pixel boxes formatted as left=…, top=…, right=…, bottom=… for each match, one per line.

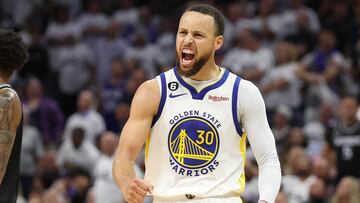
left=232, top=77, right=243, bottom=136
left=151, top=73, right=167, bottom=127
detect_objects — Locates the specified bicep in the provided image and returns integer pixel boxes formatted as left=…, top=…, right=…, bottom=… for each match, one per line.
left=118, top=116, right=152, bottom=161
left=116, top=80, right=159, bottom=161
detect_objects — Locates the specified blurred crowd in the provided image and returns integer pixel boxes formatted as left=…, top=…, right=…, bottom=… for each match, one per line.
left=1, top=0, right=360, bottom=202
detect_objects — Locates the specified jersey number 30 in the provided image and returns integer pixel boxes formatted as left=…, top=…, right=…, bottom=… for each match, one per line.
left=196, top=130, right=214, bottom=145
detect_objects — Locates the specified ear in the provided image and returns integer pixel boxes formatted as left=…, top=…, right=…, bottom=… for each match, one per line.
left=214, top=35, right=224, bottom=51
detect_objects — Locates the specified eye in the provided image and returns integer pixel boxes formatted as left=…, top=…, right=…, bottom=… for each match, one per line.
left=178, top=31, right=187, bottom=35
left=193, top=33, right=204, bottom=38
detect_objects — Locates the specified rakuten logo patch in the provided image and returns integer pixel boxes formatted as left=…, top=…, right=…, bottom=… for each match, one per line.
left=208, top=95, right=229, bottom=102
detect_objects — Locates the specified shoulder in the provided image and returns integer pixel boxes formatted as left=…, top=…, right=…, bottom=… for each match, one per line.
left=0, top=88, right=20, bottom=103
left=0, top=88, right=21, bottom=118
left=238, top=79, right=260, bottom=96
left=135, top=79, right=159, bottom=98
left=237, top=79, right=265, bottom=111
left=130, top=79, right=160, bottom=116
left=227, top=73, right=260, bottom=95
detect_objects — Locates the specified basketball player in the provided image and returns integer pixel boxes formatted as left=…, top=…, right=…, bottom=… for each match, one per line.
left=0, top=29, right=28, bottom=202
left=113, top=4, right=281, bottom=203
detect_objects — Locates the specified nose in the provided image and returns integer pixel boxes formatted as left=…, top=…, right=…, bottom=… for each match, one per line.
left=183, top=34, right=194, bottom=45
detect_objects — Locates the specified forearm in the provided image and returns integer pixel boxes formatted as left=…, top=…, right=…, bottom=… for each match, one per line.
left=258, top=152, right=281, bottom=203
left=112, top=117, right=152, bottom=194
left=113, top=151, right=137, bottom=193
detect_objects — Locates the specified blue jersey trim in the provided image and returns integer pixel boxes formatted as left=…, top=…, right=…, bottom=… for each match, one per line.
left=232, top=76, right=243, bottom=136
left=151, top=73, right=167, bottom=127
left=173, top=67, right=230, bottom=100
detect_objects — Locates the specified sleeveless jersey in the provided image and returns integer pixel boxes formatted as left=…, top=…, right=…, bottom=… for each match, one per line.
left=145, top=68, right=246, bottom=201
left=331, top=121, right=360, bottom=180
left=0, top=84, right=23, bottom=203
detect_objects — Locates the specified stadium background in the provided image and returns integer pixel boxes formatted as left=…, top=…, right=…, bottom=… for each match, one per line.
left=1, top=0, right=360, bottom=202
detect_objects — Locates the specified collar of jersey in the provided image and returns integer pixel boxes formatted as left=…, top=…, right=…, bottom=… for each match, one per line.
left=0, top=84, right=11, bottom=89
left=173, top=67, right=229, bottom=100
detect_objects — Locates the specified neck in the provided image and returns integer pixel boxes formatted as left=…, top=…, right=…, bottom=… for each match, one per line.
left=189, top=59, right=220, bottom=81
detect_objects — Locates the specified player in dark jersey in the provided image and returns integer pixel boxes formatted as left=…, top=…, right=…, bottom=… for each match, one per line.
left=328, top=96, right=360, bottom=182
left=0, top=29, right=28, bottom=203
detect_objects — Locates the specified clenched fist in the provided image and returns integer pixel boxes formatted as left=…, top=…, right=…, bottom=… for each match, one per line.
left=124, top=178, right=154, bottom=203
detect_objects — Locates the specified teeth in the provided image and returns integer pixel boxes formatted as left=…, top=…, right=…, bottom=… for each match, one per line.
left=182, top=49, right=194, bottom=54
left=182, top=58, right=192, bottom=65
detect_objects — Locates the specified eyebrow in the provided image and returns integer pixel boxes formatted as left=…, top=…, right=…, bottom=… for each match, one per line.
left=178, top=28, right=207, bottom=36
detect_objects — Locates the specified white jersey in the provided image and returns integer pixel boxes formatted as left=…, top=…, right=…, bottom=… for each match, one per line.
left=145, top=68, right=246, bottom=201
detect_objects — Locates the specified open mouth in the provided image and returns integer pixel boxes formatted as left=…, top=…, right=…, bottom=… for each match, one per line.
left=181, top=48, right=195, bottom=65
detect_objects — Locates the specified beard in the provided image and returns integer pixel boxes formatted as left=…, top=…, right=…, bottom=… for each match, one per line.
left=176, top=51, right=212, bottom=77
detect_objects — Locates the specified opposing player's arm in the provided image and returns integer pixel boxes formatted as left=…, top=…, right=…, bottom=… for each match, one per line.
left=113, top=79, right=159, bottom=202
left=0, top=89, right=22, bottom=184
left=239, top=80, right=281, bottom=203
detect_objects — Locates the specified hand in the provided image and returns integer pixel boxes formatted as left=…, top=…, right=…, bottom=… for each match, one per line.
left=124, top=178, right=153, bottom=203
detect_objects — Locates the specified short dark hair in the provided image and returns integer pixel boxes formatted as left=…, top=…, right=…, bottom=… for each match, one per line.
left=72, top=127, right=85, bottom=138
left=0, top=29, right=29, bottom=77
left=186, top=4, right=225, bottom=36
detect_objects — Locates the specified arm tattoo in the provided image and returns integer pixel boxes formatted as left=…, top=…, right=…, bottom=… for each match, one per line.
left=0, top=153, right=6, bottom=171
left=0, top=92, right=12, bottom=129
left=0, top=91, right=16, bottom=181
left=0, top=93, right=11, bottom=108
left=0, top=93, right=13, bottom=144
left=0, top=130, right=12, bottom=144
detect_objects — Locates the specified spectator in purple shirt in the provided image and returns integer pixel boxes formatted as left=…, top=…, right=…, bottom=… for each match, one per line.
left=23, top=77, right=65, bottom=146
left=100, top=57, right=131, bottom=133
